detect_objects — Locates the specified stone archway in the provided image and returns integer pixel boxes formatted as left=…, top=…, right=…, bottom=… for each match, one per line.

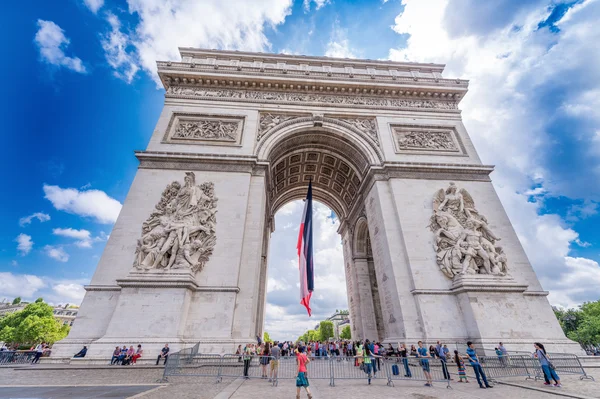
left=50, top=48, right=582, bottom=360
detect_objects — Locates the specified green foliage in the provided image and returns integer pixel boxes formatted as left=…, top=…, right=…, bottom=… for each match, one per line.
left=554, top=300, right=600, bottom=346
left=319, top=321, right=334, bottom=342
left=11, top=297, right=21, bottom=305
left=0, top=302, right=69, bottom=345
left=263, top=331, right=272, bottom=343
left=35, top=298, right=44, bottom=303
left=340, top=325, right=351, bottom=340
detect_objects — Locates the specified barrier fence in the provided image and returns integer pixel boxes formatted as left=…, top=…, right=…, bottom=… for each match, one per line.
left=163, top=354, right=452, bottom=388
left=479, top=354, right=594, bottom=382
left=0, top=351, right=36, bottom=365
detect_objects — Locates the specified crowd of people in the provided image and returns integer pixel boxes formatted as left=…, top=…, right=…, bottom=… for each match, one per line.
left=237, top=338, right=563, bottom=393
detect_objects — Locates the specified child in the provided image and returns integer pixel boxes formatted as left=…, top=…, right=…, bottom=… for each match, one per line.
left=454, top=350, right=469, bottom=383
left=296, top=346, right=313, bottom=399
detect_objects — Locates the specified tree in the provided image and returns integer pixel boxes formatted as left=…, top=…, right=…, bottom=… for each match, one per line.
left=307, top=330, right=319, bottom=342
left=0, top=302, right=69, bottom=345
left=567, top=301, right=600, bottom=346
left=35, top=298, right=44, bottom=303
left=340, top=325, right=351, bottom=340
left=11, top=297, right=21, bottom=305
left=263, top=331, right=272, bottom=343
left=319, top=321, right=334, bottom=342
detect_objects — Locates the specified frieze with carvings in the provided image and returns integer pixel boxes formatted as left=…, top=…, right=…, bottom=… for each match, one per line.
left=258, top=113, right=301, bottom=141
left=398, top=130, right=457, bottom=151
left=174, top=120, right=238, bottom=141
left=132, top=172, right=217, bottom=275
left=428, top=183, right=508, bottom=279
left=166, top=86, right=458, bottom=111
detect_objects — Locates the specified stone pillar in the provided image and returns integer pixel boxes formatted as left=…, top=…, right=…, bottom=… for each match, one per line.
left=342, top=230, right=362, bottom=340
left=364, top=180, right=423, bottom=342
left=231, top=173, right=267, bottom=343
left=354, top=257, right=379, bottom=340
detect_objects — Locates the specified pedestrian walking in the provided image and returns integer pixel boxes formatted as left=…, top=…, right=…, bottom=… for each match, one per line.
left=295, top=346, right=312, bottom=399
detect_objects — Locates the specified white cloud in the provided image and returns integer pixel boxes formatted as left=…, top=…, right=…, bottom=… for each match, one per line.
left=11, top=260, right=18, bottom=267
left=388, top=0, right=600, bottom=307
left=15, top=234, right=33, bottom=256
left=34, top=20, right=86, bottom=73
left=19, top=212, right=51, bottom=227
left=52, top=227, right=107, bottom=248
left=0, top=273, right=45, bottom=298
left=0, top=273, right=88, bottom=305
left=303, top=0, right=330, bottom=12
left=43, top=184, right=122, bottom=224
left=83, top=0, right=104, bottom=13
left=324, top=20, right=357, bottom=59
left=101, top=0, right=292, bottom=85
left=44, top=245, right=70, bottom=263
left=101, top=13, right=139, bottom=83
left=547, top=257, right=600, bottom=308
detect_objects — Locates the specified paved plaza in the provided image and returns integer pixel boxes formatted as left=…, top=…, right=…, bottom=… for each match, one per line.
left=0, top=365, right=598, bottom=398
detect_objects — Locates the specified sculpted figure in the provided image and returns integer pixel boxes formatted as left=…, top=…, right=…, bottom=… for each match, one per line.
left=132, top=172, right=217, bottom=274
left=429, top=182, right=507, bottom=279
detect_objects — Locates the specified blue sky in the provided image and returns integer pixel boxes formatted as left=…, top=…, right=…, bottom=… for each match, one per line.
left=1, top=0, right=599, bottom=339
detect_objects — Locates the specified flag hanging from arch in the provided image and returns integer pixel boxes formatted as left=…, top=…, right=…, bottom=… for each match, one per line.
left=297, top=180, right=314, bottom=317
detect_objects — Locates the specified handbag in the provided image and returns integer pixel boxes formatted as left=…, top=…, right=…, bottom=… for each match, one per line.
left=540, top=350, right=555, bottom=370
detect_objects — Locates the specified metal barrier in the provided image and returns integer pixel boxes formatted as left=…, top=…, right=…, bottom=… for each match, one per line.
left=546, top=354, right=594, bottom=381
left=384, top=357, right=452, bottom=388
left=274, top=355, right=333, bottom=386
left=162, top=352, right=222, bottom=382
left=329, top=356, right=376, bottom=386
left=0, top=351, right=36, bottom=365
left=480, top=354, right=595, bottom=382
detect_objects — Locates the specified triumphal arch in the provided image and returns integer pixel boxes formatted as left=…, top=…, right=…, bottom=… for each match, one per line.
left=52, top=48, right=579, bottom=359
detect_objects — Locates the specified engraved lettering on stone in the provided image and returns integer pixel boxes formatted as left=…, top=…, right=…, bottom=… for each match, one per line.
left=398, top=130, right=457, bottom=151
left=174, top=120, right=238, bottom=142
left=133, top=172, right=217, bottom=274
left=166, top=86, right=458, bottom=110
left=428, top=182, right=508, bottom=279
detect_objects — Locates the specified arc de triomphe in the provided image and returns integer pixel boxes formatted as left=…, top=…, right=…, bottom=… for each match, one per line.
left=52, top=48, right=579, bottom=359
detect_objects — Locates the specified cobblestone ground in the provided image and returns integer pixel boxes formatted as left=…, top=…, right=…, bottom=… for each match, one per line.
left=0, top=365, right=598, bottom=398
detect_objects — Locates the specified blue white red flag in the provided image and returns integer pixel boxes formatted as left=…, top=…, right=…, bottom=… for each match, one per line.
left=297, top=180, right=314, bottom=317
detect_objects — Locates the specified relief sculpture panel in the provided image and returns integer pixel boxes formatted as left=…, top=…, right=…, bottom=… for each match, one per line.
left=164, top=113, right=244, bottom=146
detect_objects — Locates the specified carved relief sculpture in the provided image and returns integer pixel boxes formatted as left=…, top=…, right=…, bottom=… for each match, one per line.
left=173, top=120, right=238, bottom=141
left=428, top=182, right=507, bottom=279
left=133, top=172, right=217, bottom=274
left=398, top=130, right=457, bottom=150
left=257, top=113, right=298, bottom=140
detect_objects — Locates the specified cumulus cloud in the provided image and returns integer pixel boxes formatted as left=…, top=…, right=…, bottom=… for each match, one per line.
left=101, top=13, right=139, bottom=83
left=15, top=234, right=33, bottom=256
left=44, top=245, right=69, bottom=262
left=83, top=0, right=104, bottom=13
left=34, top=20, right=86, bottom=73
left=43, top=184, right=122, bottom=224
left=265, top=201, right=348, bottom=340
left=52, top=227, right=107, bottom=248
left=99, top=0, right=292, bottom=85
left=19, top=212, right=50, bottom=227
left=324, top=20, right=358, bottom=59
left=303, top=0, right=331, bottom=12
left=0, top=273, right=88, bottom=305
left=389, top=0, right=600, bottom=306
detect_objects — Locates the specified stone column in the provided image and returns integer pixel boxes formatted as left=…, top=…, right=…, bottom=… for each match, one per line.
left=231, top=173, right=267, bottom=342
left=354, top=257, right=379, bottom=340
left=342, top=230, right=362, bottom=340
left=364, top=180, right=423, bottom=342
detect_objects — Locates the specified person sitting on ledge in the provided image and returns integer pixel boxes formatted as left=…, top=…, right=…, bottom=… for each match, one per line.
left=122, top=345, right=135, bottom=365
left=117, top=345, right=127, bottom=364
left=110, top=346, right=121, bottom=365
left=132, top=344, right=143, bottom=364
left=156, top=343, right=169, bottom=365
left=73, top=346, right=87, bottom=358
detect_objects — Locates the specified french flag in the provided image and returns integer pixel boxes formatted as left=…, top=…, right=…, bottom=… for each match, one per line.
left=297, top=180, right=314, bottom=317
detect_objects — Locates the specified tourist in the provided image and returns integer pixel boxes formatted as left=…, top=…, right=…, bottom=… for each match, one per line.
left=438, top=344, right=451, bottom=380
left=270, top=341, right=280, bottom=382
left=534, top=343, right=561, bottom=387
left=122, top=345, right=135, bottom=365
left=387, top=343, right=395, bottom=357
left=73, top=346, right=87, bottom=358
left=499, top=342, right=508, bottom=356
left=235, top=345, right=242, bottom=362
left=110, top=346, right=121, bottom=365
left=466, top=341, right=493, bottom=389
left=443, top=344, right=450, bottom=359
left=429, top=345, right=437, bottom=359
left=260, top=343, right=270, bottom=378
left=156, top=343, right=169, bottom=366
left=32, top=342, right=45, bottom=364
left=399, top=343, right=412, bottom=377
left=132, top=344, right=143, bottom=364
left=410, top=344, right=417, bottom=357
left=454, top=350, right=469, bottom=383
left=417, top=341, right=433, bottom=387
left=243, top=343, right=253, bottom=379
left=296, top=346, right=313, bottom=399
left=360, top=344, right=381, bottom=385
left=118, top=346, right=127, bottom=364
left=356, top=341, right=364, bottom=368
